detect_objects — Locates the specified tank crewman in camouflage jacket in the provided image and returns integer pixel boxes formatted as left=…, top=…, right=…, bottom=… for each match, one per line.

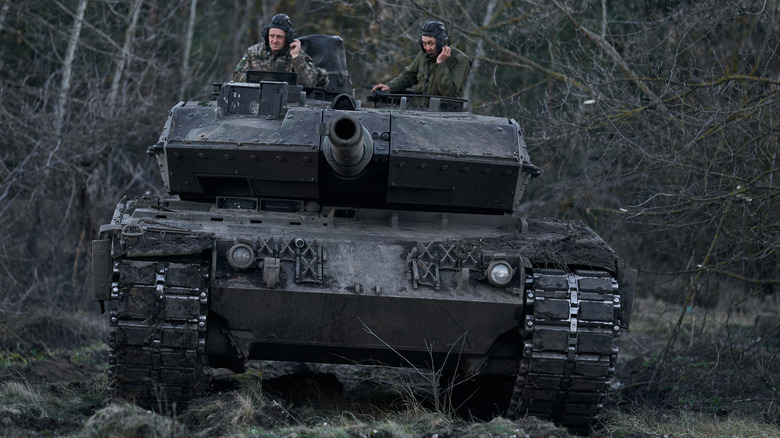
left=372, top=21, right=471, bottom=98
left=232, top=14, right=328, bottom=88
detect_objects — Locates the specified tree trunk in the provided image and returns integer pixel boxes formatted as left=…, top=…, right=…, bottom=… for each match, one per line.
left=0, top=1, right=10, bottom=34
left=230, top=0, right=255, bottom=73
left=54, top=0, right=88, bottom=137
left=179, top=0, right=198, bottom=100
left=108, top=0, right=143, bottom=112
left=463, top=0, right=497, bottom=101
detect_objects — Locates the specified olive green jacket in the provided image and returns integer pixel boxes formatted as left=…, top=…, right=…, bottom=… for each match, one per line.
left=386, top=46, right=471, bottom=97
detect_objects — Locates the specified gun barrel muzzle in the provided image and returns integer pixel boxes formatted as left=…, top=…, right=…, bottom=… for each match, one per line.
left=329, top=114, right=364, bottom=167
left=324, top=114, right=373, bottom=178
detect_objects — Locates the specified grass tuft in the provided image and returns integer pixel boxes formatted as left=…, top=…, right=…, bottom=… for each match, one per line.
left=84, top=402, right=187, bottom=438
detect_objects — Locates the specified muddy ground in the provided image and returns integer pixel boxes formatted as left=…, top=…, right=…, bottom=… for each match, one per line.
left=0, top=299, right=778, bottom=437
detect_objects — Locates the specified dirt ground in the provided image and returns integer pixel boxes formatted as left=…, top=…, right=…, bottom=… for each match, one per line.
left=0, top=298, right=778, bottom=437
left=0, top=357, right=577, bottom=437
left=0, top=312, right=578, bottom=437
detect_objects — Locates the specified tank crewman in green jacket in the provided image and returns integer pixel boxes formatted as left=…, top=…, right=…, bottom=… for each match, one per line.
left=371, top=21, right=471, bottom=98
left=232, top=14, right=328, bottom=88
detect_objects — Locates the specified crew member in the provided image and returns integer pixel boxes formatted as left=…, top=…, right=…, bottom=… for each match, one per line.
left=372, top=21, right=471, bottom=97
left=233, top=14, right=328, bottom=88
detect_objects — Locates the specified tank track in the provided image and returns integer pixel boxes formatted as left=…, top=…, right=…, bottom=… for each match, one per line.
left=509, top=268, right=621, bottom=427
left=107, top=258, right=210, bottom=412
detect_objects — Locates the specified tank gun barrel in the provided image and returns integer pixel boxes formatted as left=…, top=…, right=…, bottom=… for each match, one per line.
left=322, top=114, right=373, bottom=178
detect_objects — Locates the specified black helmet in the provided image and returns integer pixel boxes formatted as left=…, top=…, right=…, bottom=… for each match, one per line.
left=419, top=21, right=450, bottom=53
left=262, top=14, right=296, bottom=49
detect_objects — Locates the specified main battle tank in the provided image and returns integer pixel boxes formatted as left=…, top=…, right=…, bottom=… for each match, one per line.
left=91, top=35, right=635, bottom=427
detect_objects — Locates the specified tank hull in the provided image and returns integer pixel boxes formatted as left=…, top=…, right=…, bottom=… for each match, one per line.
left=93, top=194, right=634, bottom=425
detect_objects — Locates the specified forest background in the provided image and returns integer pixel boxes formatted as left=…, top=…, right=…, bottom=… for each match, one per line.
left=0, top=0, right=778, bottom=436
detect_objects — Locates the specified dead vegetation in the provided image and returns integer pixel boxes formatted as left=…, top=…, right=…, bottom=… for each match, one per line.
left=0, top=296, right=778, bottom=437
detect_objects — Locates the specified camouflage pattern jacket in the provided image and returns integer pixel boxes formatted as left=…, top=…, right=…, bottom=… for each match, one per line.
left=386, top=46, right=471, bottom=97
left=232, top=41, right=329, bottom=88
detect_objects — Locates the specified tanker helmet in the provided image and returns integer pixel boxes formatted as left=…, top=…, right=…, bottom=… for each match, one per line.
left=262, top=14, right=296, bottom=49
left=419, top=21, right=450, bottom=53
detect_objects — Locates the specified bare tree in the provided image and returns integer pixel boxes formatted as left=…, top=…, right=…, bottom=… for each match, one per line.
left=54, top=0, right=88, bottom=137
left=180, top=0, right=199, bottom=100
left=0, top=0, right=209, bottom=312
left=0, top=1, right=9, bottom=34
left=108, top=0, right=143, bottom=112
left=462, top=0, right=497, bottom=100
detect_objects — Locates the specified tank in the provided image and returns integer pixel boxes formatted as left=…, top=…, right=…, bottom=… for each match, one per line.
left=91, top=35, right=636, bottom=427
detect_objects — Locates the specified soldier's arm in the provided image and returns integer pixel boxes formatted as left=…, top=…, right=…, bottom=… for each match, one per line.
left=386, top=54, right=422, bottom=93
left=291, top=52, right=328, bottom=88
left=435, top=53, right=471, bottom=97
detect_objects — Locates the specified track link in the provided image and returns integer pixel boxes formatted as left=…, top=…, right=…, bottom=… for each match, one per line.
left=107, top=259, right=210, bottom=411
left=509, top=268, right=621, bottom=426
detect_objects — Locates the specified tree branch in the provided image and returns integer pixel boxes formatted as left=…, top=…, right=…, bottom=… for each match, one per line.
left=550, top=0, right=667, bottom=111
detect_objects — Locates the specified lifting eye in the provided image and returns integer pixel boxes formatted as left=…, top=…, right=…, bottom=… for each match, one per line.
left=227, top=243, right=255, bottom=270
left=486, top=260, right=514, bottom=287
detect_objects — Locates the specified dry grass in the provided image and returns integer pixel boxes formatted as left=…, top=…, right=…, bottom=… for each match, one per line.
left=1, top=380, right=45, bottom=415
left=0, top=296, right=778, bottom=437
left=592, top=295, right=779, bottom=437
left=598, top=408, right=780, bottom=438
left=83, top=403, right=187, bottom=438
left=0, top=377, right=105, bottom=436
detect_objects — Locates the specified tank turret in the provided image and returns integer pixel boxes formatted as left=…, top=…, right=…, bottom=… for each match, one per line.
left=92, top=34, right=635, bottom=428
left=147, top=79, right=537, bottom=215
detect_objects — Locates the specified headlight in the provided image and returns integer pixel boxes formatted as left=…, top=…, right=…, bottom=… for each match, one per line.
left=227, top=243, right=255, bottom=270
left=487, top=260, right=514, bottom=287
